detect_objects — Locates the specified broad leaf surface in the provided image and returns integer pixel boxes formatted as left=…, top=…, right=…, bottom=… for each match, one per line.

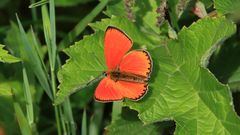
left=106, top=109, right=163, bottom=135
left=55, top=32, right=106, bottom=104
left=214, top=0, right=240, bottom=14
left=124, top=17, right=240, bottom=134
left=0, top=44, right=20, bottom=63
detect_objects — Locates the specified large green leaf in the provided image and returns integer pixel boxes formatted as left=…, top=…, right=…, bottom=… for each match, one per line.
left=106, top=108, right=168, bottom=135
left=55, top=32, right=106, bottom=104
left=124, top=17, right=240, bottom=134
left=0, top=44, right=20, bottom=63
left=214, top=0, right=240, bottom=15
left=56, top=13, right=240, bottom=134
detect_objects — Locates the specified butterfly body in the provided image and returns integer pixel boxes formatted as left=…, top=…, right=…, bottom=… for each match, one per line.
left=108, top=70, right=148, bottom=83
left=94, top=26, right=152, bottom=102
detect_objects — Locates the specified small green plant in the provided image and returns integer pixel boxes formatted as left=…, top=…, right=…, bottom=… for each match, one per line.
left=0, top=0, right=240, bottom=135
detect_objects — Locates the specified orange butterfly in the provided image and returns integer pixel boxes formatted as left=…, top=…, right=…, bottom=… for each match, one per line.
left=94, top=26, right=152, bottom=102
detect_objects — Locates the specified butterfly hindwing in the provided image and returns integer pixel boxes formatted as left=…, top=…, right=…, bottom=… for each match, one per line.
left=104, top=26, right=132, bottom=70
left=94, top=77, right=148, bottom=102
left=117, top=81, right=148, bottom=100
left=94, top=77, right=123, bottom=102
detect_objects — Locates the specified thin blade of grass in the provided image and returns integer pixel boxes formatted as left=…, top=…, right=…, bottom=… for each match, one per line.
left=30, top=0, right=38, bottom=32
left=81, top=108, right=87, bottom=135
left=16, top=14, right=53, bottom=100
left=49, top=0, right=57, bottom=69
left=22, top=66, right=34, bottom=126
left=89, top=102, right=104, bottom=135
left=42, top=1, right=64, bottom=135
left=41, top=5, right=53, bottom=68
left=59, top=107, right=67, bottom=134
left=63, top=98, right=76, bottom=135
left=29, top=0, right=49, bottom=8
left=29, top=27, right=48, bottom=74
left=58, top=0, right=109, bottom=50
left=14, top=102, right=32, bottom=135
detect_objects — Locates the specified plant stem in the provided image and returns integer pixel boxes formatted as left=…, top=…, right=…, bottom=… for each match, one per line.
left=59, top=107, right=67, bottom=134
left=112, top=101, right=122, bottom=121
left=63, top=98, right=76, bottom=135
left=30, top=0, right=38, bottom=32
left=51, top=70, right=62, bottom=135
left=48, top=0, right=64, bottom=134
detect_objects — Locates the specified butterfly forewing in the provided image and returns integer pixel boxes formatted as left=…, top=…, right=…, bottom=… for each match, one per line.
left=104, top=26, right=132, bottom=70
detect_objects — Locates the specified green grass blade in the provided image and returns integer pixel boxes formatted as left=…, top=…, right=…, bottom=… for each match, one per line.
left=63, top=98, right=76, bottom=135
left=49, top=0, right=57, bottom=69
left=29, top=27, right=48, bottom=74
left=81, top=109, right=87, bottom=135
left=22, top=66, right=34, bottom=126
left=58, top=0, right=109, bottom=50
left=59, top=107, right=67, bottom=134
left=29, top=0, right=49, bottom=8
left=14, top=102, right=32, bottom=135
left=16, top=14, right=53, bottom=100
left=42, top=1, right=64, bottom=135
left=41, top=5, right=53, bottom=68
left=111, top=101, right=122, bottom=121
left=89, top=102, right=104, bottom=135
left=30, top=0, right=38, bottom=32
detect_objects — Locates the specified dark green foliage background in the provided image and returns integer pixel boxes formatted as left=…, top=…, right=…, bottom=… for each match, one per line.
left=0, top=0, right=240, bottom=135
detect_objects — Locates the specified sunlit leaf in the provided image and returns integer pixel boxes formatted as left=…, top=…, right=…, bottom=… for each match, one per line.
left=56, top=8, right=240, bottom=134
left=55, top=31, right=106, bottom=104
left=0, top=44, right=20, bottom=63
left=106, top=108, right=167, bottom=135
left=125, top=17, right=240, bottom=134
left=214, top=0, right=240, bottom=15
